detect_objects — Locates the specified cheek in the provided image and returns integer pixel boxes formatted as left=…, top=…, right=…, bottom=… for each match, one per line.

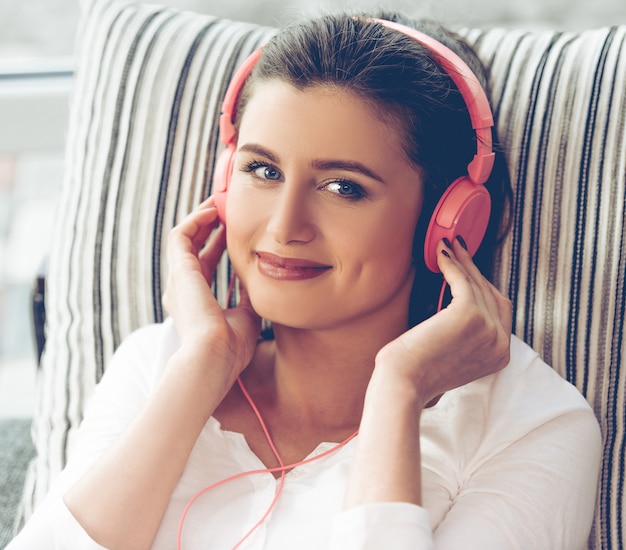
left=340, top=210, right=418, bottom=285
left=225, top=180, right=253, bottom=228
left=224, top=188, right=259, bottom=272
left=367, top=204, right=419, bottom=256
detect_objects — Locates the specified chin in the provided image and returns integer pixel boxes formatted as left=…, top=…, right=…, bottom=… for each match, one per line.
left=252, top=298, right=318, bottom=329
left=248, top=291, right=338, bottom=331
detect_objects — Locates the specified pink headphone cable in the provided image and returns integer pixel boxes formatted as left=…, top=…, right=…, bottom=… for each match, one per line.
left=177, top=274, right=445, bottom=548
left=437, top=278, right=448, bottom=313
left=229, top=376, right=286, bottom=549
left=176, top=374, right=358, bottom=549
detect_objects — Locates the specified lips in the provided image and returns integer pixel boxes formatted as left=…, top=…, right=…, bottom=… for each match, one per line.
left=256, top=251, right=332, bottom=281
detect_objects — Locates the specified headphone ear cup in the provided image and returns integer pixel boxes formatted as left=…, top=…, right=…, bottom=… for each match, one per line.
left=423, top=177, right=491, bottom=273
left=212, top=144, right=236, bottom=224
left=213, top=190, right=228, bottom=225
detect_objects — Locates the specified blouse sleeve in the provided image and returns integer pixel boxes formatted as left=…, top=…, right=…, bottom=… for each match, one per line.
left=430, top=407, right=602, bottom=550
left=5, top=492, right=107, bottom=550
left=328, top=337, right=602, bottom=550
left=7, top=322, right=176, bottom=549
left=329, top=502, right=434, bottom=549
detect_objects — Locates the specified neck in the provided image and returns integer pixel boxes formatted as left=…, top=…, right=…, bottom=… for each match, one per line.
left=240, top=268, right=416, bottom=440
left=247, top=305, right=409, bottom=434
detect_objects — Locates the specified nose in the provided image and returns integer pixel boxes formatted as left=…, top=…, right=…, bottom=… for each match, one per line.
left=266, top=182, right=315, bottom=245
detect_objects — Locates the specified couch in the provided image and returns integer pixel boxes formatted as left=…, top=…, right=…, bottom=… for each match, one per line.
left=4, top=0, right=625, bottom=548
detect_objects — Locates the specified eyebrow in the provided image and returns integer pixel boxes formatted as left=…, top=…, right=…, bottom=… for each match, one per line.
left=238, top=143, right=280, bottom=163
left=310, top=159, right=385, bottom=184
left=238, top=142, right=385, bottom=184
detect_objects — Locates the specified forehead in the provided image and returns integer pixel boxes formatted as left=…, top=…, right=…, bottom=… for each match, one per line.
left=237, top=79, right=411, bottom=166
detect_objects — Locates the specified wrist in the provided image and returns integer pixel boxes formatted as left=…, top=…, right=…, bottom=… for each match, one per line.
left=368, top=353, right=430, bottom=412
left=359, top=364, right=425, bottom=449
left=163, top=346, right=238, bottom=413
left=346, top=363, right=425, bottom=508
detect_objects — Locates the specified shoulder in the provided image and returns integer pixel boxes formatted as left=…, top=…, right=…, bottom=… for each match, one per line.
left=98, top=317, right=181, bottom=392
left=422, top=336, right=602, bottom=547
left=116, top=317, right=180, bottom=362
left=425, top=335, right=600, bottom=457
left=494, top=334, right=593, bottom=418
left=457, top=334, right=594, bottom=416
left=119, top=316, right=180, bottom=353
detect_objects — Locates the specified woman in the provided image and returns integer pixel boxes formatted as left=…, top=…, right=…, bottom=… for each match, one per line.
left=9, top=12, right=601, bottom=550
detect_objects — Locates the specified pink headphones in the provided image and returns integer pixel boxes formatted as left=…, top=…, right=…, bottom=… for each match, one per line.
left=212, top=18, right=495, bottom=273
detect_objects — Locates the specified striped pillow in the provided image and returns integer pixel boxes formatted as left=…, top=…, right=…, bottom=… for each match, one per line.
left=17, top=1, right=625, bottom=547
left=16, top=0, right=276, bottom=531
left=462, top=26, right=625, bottom=550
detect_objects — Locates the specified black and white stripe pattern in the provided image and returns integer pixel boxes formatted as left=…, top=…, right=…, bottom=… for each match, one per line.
left=15, top=1, right=625, bottom=547
left=464, top=26, right=626, bottom=550
left=16, top=0, right=276, bottom=530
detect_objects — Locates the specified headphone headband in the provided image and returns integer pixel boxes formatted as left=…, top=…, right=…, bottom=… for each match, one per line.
left=370, top=19, right=495, bottom=184
left=219, top=48, right=264, bottom=147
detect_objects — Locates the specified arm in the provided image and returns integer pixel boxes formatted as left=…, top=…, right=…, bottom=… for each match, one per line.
left=7, top=323, right=171, bottom=550
left=62, top=202, right=260, bottom=550
left=335, top=237, right=511, bottom=548
left=339, top=238, right=600, bottom=549
left=345, top=237, right=512, bottom=509
left=332, top=394, right=600, bottom=550
left=431, top=406, right=601, bottom=549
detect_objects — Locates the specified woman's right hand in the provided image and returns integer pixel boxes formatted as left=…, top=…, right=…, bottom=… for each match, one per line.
left=62, top=199, right=261, bottom=550
left=162, top=198, right=261, bottom=387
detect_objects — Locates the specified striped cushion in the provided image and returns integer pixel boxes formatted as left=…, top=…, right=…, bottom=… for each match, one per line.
left=16, top=0, right=276, bottom=530
left=16, top=1, right=625, bottom=547
left=462, top=27, right=626, bottom=550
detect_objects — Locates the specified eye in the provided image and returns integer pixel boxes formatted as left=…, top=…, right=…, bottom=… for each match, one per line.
left=257, top=166, right=281, bottom=181
left=242, top=160, right=282, bottom=181
left=325, top=180, right=365, bottom=200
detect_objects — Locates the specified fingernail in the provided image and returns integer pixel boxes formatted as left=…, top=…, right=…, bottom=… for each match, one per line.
left=441, top=249, right=450, bottom=258
left=198, top=197, right=216, bottom=208
left=456, top=235, right=468, bottom=250
left=443, top=237, right=452, bottom=249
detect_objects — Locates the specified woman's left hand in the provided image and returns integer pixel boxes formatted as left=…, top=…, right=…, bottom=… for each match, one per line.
left=345, top=237, right=512, bottom=508
left=373, top=237, right=512, bottom=409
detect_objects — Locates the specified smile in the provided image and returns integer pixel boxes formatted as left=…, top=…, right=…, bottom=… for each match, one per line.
left=256, top=251, right=332, bottom=281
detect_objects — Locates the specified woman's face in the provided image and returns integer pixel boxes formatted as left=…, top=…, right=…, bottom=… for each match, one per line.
left=226, top=80, right=423, bottom=331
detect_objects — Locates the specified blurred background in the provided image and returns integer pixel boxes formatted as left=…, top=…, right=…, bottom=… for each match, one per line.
left=0, top=0, right=624, bottom=419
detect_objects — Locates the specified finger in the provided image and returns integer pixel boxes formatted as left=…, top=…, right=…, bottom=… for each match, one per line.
left=234, top=281, right=262, bottom=330
left=169, top=206, right=220, bottom=264
left=166, top=208, right=221, bottom=303
left=437, top=243, right=508, bottom=351
left=436, top=241, right=489, bottom=311
left=197, top=195, right=217, bottom=209
left=185, top=206, right=221, bottom=254
left=169, top=210, right=215, bottom=257
left=448, top=238, right=512, bottom=334
left=198, top=223, right=227, bottom=277
left=451, top=237, right=492, bottom=291
left=446, top=238, right=501, bottom=318
left=483, top=277, right=513, bottom=337
left=223, top=279, right=262, bottom=352
left=237, top=279, right=254, bottom=309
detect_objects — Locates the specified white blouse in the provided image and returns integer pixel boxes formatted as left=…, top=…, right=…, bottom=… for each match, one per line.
left=9, top=319, right=602, bottom=550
